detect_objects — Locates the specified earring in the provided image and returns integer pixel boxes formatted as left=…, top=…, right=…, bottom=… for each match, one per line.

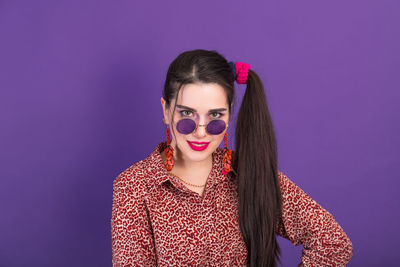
left=222, top=132, right=232, bottom=175
left=164, top=127, right=174, bottom=171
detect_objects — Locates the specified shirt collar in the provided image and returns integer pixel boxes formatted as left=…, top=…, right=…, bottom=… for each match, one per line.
left=146, top=141, right=228, bottom=189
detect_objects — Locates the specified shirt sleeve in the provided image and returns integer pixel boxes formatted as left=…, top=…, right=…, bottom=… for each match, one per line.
left=111, top=172, right=157, bottom=266
left=275, top=170, right=353, bottom=267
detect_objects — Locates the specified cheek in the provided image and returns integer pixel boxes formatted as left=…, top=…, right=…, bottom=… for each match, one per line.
left=213, top=131, right=227, bottom=145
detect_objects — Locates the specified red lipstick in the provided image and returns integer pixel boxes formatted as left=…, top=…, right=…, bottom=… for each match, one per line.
left=187, top=141, right=210, bottom=151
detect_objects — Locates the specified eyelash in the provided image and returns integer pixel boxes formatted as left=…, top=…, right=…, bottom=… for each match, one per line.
left=210, top=112, right=223, bottom=118
left=179, top=110, right=223, bottom=118
left=180, top=110, right=193, bottom=117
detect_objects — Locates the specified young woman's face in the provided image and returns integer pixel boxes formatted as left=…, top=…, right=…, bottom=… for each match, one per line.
left=161, top=82, right=230, bottom=164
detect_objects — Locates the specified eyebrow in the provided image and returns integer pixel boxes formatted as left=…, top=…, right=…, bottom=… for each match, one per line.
left=176, top=104, right=227, bottom=113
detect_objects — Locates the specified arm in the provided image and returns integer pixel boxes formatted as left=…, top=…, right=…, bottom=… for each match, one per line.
left=275, top=171, right=353, bottom=266
left=111, top=173, right=157, bottom=266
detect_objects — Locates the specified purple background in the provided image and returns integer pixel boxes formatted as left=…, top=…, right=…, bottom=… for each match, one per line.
left=1, top=1, right=399, bottom=266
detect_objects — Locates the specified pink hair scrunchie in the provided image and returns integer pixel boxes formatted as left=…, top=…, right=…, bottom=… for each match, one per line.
left=235, top=62, right=251, bottom=84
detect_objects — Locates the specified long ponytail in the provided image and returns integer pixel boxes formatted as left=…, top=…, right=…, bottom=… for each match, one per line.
left=233, top=69, right=283, bottom=266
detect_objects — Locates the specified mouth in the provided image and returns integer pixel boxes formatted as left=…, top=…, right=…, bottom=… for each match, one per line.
left=187, top=141, right=210, bottom=151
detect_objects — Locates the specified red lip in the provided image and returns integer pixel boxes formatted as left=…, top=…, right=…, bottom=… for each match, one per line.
left=187, top=141, right=210, bottom=151
left=189, top=141, right=210, bottom=144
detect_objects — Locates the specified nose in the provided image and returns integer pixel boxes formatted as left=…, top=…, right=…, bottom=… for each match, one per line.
left=194, top=118, right=207, bottom=137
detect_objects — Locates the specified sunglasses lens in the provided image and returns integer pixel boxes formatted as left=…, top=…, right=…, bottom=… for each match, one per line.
left=176, top=119, right=196, bottom=134
left=207, top=120, right=226, bottom=135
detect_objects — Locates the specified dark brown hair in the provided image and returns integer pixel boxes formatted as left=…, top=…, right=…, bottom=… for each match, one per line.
left=162, top=49, right=283, bottom=267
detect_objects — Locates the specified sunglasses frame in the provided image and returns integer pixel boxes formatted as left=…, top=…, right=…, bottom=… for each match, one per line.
left=175, top=118, right=228, bottom=135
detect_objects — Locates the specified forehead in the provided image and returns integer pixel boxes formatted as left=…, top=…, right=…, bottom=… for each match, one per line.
left=174, top=83, right=228, bottom=111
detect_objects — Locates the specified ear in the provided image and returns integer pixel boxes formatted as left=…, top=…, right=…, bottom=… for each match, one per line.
left=160, top=97, right=169, bottom=124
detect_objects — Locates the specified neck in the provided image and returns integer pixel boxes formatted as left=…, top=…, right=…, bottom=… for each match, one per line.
left=162, top=142, right=213, bottom=174
left=174, top=153, right=213, bottom=172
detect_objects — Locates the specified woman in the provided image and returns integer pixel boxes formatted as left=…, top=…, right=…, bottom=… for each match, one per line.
left=111, top=49, right=353, bottom=266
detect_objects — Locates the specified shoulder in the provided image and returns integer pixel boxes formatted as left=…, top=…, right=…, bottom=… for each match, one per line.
left=113, top=145, right=161, bottom=196
left=277, top=169, right=290, bottom=189
left=276, top=169, right=306, bottom=198
left=112, top=159, right=148, bottom=199
left=276, top=169, right=330, bottom=216
left=277, top=169, right=300, bottom=189
left=113, top=142, right=168, bottom=195
left=114, top=158, right=147, bottom=184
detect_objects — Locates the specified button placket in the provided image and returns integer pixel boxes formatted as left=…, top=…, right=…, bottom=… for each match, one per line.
left=208, top=184, right=223, bottom=263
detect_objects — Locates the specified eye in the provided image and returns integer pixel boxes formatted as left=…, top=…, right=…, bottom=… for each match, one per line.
left=180, top=110, right=193, bottom=117
left=210, top=112, right=223, bottom=118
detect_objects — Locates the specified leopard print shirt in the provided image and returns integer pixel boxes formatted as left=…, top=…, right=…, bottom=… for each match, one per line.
left=111, top=142, right=353, bottom=266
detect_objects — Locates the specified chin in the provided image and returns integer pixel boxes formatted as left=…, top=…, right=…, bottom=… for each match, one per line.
left=182, top=141, right=217, bottom=162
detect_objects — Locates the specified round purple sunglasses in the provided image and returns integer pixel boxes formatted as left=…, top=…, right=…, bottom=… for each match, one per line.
left=176, top=118, right=227, bottom=135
